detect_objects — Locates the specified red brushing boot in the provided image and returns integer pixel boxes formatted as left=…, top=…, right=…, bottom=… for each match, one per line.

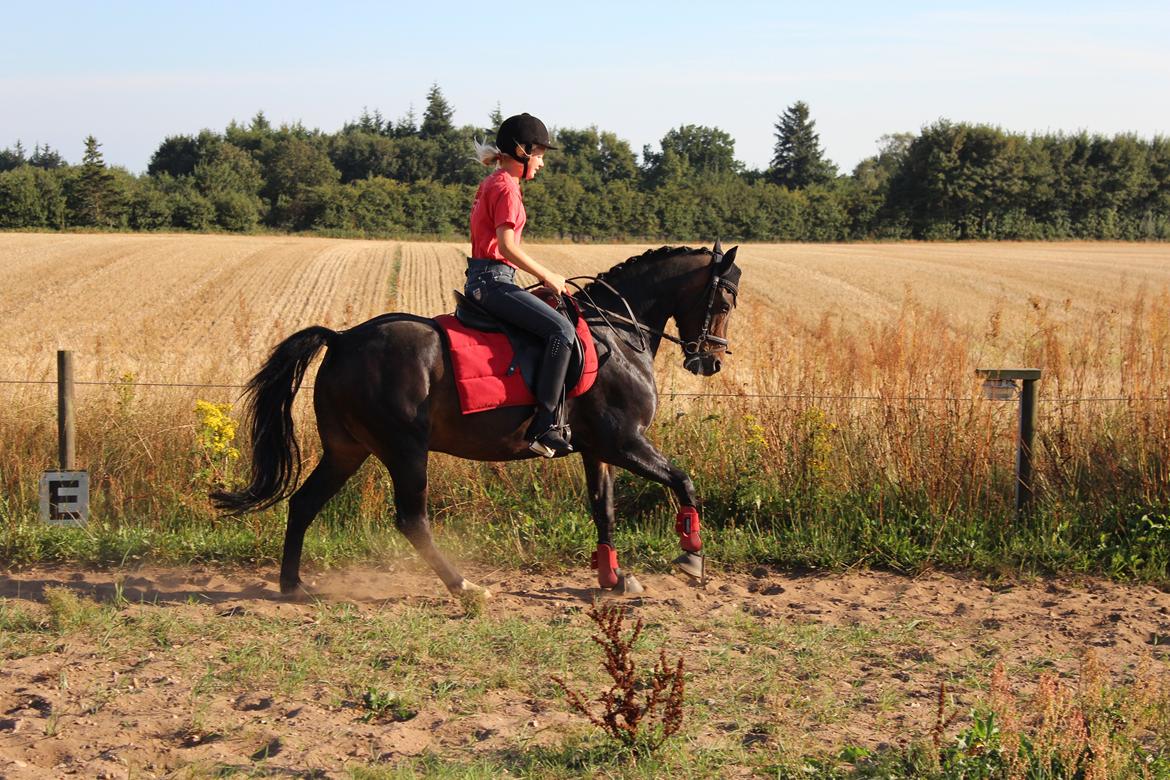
left=673, top=506, right=705, bottom=580
left=591, top=543, right=645, bottom=594
left=592, top=543, right=619, bottom=589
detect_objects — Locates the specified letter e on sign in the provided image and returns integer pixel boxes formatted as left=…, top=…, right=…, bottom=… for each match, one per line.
left=39, top=470, right=89, bottom=526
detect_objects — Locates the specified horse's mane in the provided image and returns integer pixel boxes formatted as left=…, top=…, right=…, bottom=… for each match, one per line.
left=580, top=245, right=710, bottom=296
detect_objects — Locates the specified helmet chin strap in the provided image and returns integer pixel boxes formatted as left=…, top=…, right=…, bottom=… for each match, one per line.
left=514, top=144, right=531, bottom=181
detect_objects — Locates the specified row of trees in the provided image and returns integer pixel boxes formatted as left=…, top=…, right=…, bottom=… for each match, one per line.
left=2, top=86, right=1169, bottom=240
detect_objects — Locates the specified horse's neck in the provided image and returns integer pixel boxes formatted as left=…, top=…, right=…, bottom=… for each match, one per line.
left=605, top=255, right=701, bottom=356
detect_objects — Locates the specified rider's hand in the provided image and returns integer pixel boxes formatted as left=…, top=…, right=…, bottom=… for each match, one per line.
left=540, top=272, right=568, bottom=295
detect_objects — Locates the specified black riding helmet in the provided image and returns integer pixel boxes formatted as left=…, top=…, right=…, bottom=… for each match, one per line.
left=496, top=113, right=556, bottom=179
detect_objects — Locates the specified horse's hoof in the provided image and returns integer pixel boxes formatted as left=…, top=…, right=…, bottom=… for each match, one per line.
left=673, top=552, right=705, bottom=580
left=618, top=573, right=645, bottom=595
left=279, top=580, right=315, bottom=601
left=449, top=580, right=492, bottom=617
left=447, top=580, right=493, bottom=600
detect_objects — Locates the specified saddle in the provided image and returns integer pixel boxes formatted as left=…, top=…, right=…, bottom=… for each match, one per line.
left=434, top=290, right=599, bottom=415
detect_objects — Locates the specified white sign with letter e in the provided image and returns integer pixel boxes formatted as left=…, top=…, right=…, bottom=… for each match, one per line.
left=39, top=470, right=89, bottom=526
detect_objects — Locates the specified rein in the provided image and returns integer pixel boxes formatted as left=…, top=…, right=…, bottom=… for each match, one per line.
left=562, top=258, right=738, bottom=360
left=566, top=276, right=658, bottom=353
left=523, top=276, right=659, bottom=352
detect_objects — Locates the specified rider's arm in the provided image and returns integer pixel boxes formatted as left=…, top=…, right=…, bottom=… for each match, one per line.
left=496, top=226, right=568, bottom=293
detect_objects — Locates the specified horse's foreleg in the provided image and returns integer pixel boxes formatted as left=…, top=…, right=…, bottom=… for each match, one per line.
left=384, top=448, right=488, bottom=600
left=608, top=435, right=705, bottom=580
left=281, top=447, right=368, bottom=594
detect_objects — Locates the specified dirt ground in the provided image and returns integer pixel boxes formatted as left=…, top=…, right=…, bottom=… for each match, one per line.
left=1, top=563, right=1168, bottom=778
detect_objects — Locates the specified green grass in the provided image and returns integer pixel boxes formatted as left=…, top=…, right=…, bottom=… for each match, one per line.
left=2, top=488, right=1167, bottom=587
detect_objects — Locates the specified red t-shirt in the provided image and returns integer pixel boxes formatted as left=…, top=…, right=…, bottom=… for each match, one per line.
left=469, top=168, right=525, bottom=266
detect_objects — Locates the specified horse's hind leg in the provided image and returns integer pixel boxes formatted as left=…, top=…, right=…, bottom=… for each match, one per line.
left=582, top=454, right=643, bottom=594
left=378, top=444, right=488, bottom=600
left=280, top=444, right=368, bottom=594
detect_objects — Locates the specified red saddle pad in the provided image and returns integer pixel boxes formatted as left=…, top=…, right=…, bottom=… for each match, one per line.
left=434, top=311, right=598, bottom=415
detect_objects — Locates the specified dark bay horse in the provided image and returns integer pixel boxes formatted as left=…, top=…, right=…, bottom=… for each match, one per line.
left=212, top=243, right=742, bottom=598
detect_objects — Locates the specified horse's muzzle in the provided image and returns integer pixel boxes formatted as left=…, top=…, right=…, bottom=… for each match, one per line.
left=684, top=353, right=722, bottom=376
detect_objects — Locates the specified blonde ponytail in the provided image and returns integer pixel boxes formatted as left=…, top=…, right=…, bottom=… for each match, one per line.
left=473, top=138, right=501, bottom=166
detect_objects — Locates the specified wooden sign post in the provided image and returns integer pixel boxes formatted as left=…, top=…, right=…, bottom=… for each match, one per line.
left=40, top=350, right=88, bottom=526
left=977, top=368, right=1042, bottom=516
left=58, top=349, right=76, bottom=470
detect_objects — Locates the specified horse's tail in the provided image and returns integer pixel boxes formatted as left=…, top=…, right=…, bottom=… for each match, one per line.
left=211, top=326, right=336, bottom=515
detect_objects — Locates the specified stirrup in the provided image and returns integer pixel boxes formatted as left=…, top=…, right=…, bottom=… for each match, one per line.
left=528, top=426, right=573, bottom=458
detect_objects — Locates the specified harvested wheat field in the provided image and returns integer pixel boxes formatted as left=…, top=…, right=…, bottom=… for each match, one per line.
left=539, top=241, right=1170, bottom=398
left=0, top=234, right=399, bottom=383
left=2, top=233, right=1168, bottom=393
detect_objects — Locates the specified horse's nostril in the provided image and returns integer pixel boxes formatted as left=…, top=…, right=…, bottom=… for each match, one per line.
left=712, top=360, right=722, bottom=373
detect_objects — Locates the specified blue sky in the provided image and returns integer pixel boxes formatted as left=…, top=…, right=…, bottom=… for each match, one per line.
left=2, top=1, right=1168, bottom=173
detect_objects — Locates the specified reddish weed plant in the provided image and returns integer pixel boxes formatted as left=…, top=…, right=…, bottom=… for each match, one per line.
left=553, top=604, right=685, bottom=754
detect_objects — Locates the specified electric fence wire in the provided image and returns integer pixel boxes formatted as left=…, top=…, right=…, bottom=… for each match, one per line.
left=0, top=378, right=1166, bottom=403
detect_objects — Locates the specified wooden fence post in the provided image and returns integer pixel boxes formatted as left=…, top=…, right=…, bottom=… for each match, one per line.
left=57, top=349, right=75, bottom=470
left=1016, top=375, right=1038, bottom=515
left=976, top=368, right=1041, bottom=517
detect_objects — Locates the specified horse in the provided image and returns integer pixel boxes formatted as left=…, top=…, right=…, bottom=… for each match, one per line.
left=212, top=242, right=742, bottom=598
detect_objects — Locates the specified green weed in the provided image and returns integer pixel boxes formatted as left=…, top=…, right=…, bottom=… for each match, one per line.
left=357, top=687, right=417, bottom=723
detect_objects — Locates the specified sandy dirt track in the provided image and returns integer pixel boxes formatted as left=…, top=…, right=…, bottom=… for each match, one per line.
left=1, top=564, right=1167, bottom=778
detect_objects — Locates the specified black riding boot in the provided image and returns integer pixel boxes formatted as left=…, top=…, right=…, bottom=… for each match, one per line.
left=526, top=335, right=573, bottom=457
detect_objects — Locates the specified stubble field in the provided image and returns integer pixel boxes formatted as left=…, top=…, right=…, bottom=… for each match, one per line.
left=2, top=234, right=1168, bottom=388
left=1, top=233, right=1169, bottom=777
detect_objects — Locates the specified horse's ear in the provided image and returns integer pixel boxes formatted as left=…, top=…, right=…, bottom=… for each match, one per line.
left=718, top=245, right=738, bottom=273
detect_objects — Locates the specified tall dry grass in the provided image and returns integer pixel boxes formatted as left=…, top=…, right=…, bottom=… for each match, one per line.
left=924, top=653, right=1170, bottom=778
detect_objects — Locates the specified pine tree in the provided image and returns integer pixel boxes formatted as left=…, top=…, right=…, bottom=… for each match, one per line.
left=0, top=141, right=26, bottom=172
left=352, top=107, right=384, bottom=135
left=420, top=83, right=454, bottom=139
left=770, top=101, right=837, bottom=188
left=489, top=102, right=504, bottom=129
left=72, top=135, right=118, bottom=227
left=392, top=104, right=418, bottom=138
left=29, top=143, right=65, bottom=169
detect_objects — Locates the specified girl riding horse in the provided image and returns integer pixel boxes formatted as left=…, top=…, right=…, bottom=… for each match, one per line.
left=467, top=113, right=574, bottom=458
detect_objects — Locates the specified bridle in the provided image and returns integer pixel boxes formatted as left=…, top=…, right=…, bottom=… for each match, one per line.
left=682, top=257, right=739, bottom=367
left=563, top=246, right=738, bottom=367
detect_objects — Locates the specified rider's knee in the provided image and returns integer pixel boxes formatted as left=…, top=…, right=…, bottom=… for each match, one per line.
left=552, top=318, right=575, bottom=345
left=548, top=332, right=572, bottom=358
